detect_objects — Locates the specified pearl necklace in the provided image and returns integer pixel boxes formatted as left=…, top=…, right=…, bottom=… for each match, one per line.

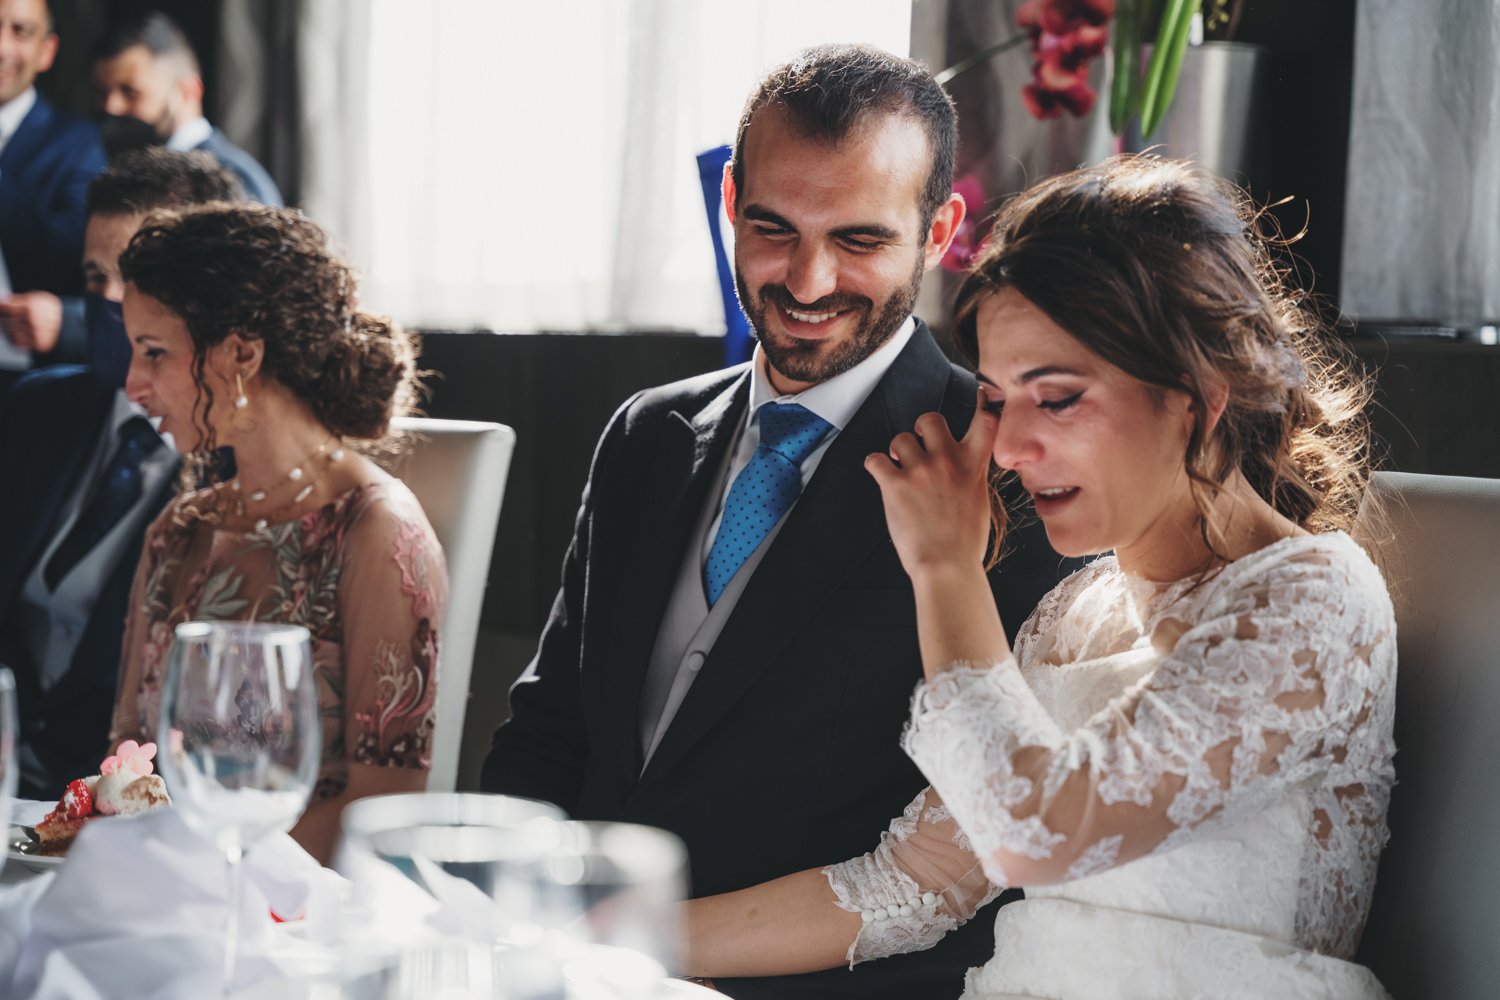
left=224, top=436, right=346, bottom=531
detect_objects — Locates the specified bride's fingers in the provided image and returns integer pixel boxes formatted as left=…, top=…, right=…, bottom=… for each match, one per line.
left=887, top=431, right=925, bottom=466
left=962, top=386, right=1002, bottom=469
left=864, top=450, right=899, bottom=489
left=912, top=412, right=955, bottom=454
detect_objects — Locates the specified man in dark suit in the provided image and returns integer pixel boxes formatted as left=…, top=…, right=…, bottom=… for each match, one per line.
left=90, top=11, right=282, bottom=207
left=0, top=0, right=107, bottom=381
left=482, top=45, right=1074, bottom=999
left=0, top=148, right=242, bottom=800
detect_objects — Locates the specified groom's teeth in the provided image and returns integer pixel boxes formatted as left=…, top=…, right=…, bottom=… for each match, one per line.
left=787, top=308, right=839, bottom=324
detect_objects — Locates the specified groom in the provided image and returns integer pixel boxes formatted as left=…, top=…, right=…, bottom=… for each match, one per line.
left=482, top=44, right=1070, bottom=998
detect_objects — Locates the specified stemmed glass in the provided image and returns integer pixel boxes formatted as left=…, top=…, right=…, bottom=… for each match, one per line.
left=156, top=621, right=321, bottom=991
left=0, top=668, right=17, bottom=879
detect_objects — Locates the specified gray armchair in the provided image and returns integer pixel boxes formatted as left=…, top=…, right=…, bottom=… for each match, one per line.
left=1353, top=471, right=1500, bottom=996
left=389, top=417, right=516, bottom=793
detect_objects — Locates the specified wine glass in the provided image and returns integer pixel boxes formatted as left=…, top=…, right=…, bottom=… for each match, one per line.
left=156, top=621, right=320, bottom=991
left=0, top=668, right=17, bottom=879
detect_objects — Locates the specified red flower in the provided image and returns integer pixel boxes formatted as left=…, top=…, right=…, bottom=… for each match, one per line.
left=1018, top=0, right=1113, bottom=122
left=1022, top=79, right=1097, bottom=120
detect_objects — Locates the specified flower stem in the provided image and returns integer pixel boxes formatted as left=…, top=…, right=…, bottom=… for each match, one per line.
left=936, top=33, right=1031, bottom=87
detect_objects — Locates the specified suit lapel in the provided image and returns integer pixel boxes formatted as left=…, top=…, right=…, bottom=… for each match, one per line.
left=596, top=373, right=749, bottom=781
left=638, top=323, right=959, bottom=788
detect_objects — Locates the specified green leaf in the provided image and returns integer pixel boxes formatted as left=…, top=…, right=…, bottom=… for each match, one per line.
left=1140, top=0, right=1201, bottom=138
left=1109, top=0, right=1143, bottom=135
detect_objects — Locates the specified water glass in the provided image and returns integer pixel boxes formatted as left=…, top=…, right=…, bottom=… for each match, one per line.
left=334, top=791, right=570, bottom=999
left=529, top=821, right=689, bottom=999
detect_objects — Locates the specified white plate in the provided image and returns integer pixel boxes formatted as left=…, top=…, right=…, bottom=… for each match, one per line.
left=6, top=824, right=66, bottom=873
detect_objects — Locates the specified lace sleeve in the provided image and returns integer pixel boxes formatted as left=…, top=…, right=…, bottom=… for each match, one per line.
left=337, top=488, right=449, bottom=771
left=904, top=542, right=1396, bottom=894
left=822, top=786, right=1000, bottom=967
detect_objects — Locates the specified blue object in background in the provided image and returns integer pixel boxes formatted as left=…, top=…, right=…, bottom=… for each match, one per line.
left=696, top=145, right=753, bottom=366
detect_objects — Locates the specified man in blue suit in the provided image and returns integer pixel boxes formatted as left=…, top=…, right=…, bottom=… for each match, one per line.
left=0, top=0, right=107, bottom=380
left=0, top=147, right=242, bottom=800
left=91, top=11, right=282, bottom=207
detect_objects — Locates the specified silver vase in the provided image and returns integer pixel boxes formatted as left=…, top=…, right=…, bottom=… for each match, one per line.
left=1087, top=42, right=1268, bottom=185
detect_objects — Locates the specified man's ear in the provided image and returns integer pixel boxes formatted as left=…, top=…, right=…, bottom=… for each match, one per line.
left=38, top=33, right=59, bottom=74
left=721, top=162, right=738, bottom=224
left=921, top=192, right=967, bottom=271
left=178, top=71, right=205, bottom=110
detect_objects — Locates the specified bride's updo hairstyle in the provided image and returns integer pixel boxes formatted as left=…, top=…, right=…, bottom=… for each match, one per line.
left=954, top=155, right=1372, bottom=548
left=118, top=203, right=419, bottom=458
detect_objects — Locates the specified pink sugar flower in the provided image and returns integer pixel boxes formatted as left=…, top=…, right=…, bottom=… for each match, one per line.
left=102, top=739, right=158, bottom=777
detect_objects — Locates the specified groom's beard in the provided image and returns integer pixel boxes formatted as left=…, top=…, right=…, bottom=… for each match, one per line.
left=735, top=253, right=924, bottom=387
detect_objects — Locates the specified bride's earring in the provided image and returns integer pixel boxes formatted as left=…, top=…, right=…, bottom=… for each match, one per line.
left=234, top=372, right=249, bottom=410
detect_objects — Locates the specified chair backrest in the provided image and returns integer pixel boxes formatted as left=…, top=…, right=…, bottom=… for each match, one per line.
left=389, top=417, right=516, bottom=792
left=1352, top=471, right=1500, bottom=997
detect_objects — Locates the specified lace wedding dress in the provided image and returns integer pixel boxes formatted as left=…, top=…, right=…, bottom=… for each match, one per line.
left=825, top=532, right=1396, bottom=999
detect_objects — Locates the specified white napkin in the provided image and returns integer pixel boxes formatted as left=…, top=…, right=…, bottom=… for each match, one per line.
left=0, top=807, right=345, bottom=999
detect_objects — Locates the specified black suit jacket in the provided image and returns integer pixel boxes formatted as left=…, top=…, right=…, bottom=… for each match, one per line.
left=483, top=323, right=1073, bottom=998
left=0, top=367, right=178, bottom=799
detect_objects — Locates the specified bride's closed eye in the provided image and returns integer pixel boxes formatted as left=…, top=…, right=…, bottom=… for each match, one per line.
left=1039, top=392, right=1083, bottom=412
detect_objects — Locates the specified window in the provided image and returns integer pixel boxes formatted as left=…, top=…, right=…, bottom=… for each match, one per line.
left=300, top=0, right=911, bottom=332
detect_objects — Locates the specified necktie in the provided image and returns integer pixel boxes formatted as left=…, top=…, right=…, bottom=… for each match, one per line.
left=45, top=416, right=162, bottom=590
left=704, top=402, right=834, bottom=606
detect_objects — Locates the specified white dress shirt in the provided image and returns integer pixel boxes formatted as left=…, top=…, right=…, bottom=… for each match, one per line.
left=0, top=86, right=37, bottom=157
left=165, top=116, right=213, bottom=152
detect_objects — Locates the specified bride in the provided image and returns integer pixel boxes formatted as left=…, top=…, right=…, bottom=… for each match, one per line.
left=682, top=156, right=1396, bottom=998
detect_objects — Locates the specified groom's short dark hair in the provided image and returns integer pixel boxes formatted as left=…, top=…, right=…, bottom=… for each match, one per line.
left=729, top=43, right=957, bottom=228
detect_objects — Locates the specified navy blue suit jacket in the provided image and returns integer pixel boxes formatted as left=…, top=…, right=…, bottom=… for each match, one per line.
left=0, top=367, right=177, bottom=799
left=0, top=95, right=105, bottom=299
left=196, top=127, right=282, bottom=207
left=483, top=323, right=1078, bottom=999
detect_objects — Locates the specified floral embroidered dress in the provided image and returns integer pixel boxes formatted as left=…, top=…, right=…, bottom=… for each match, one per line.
left=110, top=479, right=447, bottom=799
left=823, top=532, right=1396, bottom=999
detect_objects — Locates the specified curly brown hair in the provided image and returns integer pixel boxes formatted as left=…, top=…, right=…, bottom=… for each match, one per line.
left=953, top=156, right=1373, bottom=560
left=118, top=203, right=419, bottom=456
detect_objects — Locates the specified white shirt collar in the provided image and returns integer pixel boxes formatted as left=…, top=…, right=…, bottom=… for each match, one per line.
left=747, top=315, right=916, bottom=432
left=166, top=116, right=213, bottom=151
left=0, top=87, right=38, bottom=153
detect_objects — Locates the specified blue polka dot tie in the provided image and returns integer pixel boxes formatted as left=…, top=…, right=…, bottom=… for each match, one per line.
left=704, top=402, right=834, bottom=606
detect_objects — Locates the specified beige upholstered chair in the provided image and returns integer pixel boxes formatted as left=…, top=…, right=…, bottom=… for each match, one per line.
left=389, top=417, right=516, bottom=793
left=1353, top=471, right=1500, bottom=997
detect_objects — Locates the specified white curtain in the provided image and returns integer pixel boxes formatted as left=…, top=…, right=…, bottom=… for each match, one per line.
left=298, top=0, right=911, bottom=333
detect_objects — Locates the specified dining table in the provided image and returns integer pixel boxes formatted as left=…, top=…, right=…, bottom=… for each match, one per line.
left=0, top=799, right=717, bottom=999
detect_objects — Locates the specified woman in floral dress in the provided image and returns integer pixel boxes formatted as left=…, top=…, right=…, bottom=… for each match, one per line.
left=108, top=204, right=447, bottom=863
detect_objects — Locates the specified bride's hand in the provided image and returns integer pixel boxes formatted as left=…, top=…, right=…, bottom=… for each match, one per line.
left=865, top=387, right=1000, bottom=580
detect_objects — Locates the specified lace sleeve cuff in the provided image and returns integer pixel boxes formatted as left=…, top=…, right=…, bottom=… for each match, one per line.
left=822, top=855, right=960, bottom=968
left=820, top=787, right=1001, bottom=967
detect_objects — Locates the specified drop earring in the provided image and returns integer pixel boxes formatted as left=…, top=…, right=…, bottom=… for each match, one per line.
left=235, top=372, right=249, bottom=409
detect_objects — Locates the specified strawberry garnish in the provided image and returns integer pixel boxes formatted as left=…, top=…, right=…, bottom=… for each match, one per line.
left=60, top=778, right=93, bottom=818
